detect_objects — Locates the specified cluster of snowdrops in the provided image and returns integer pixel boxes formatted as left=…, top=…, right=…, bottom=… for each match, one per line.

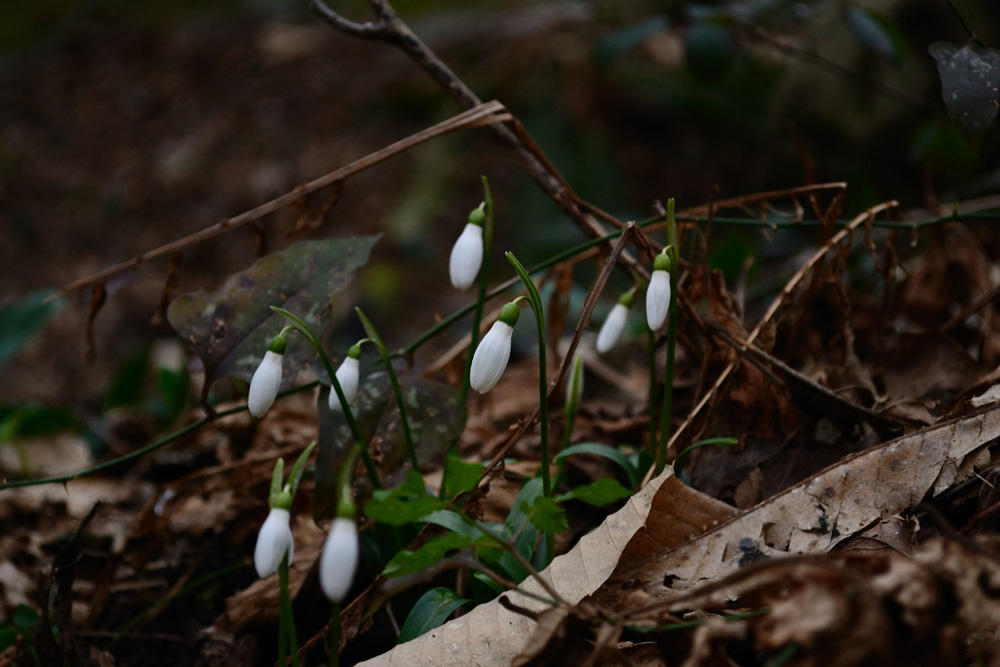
left=244, top=197, right=676, bottom=662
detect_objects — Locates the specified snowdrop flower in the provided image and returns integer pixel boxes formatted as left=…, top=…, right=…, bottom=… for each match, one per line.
left=448, top=205, right=485, bottom=290
left=248, top=334, right=286, bottom=418
left=329, top=343, right=362, bottom=411
left=596, top=289, right=635, bottom=353
left=320, top=518, right=359, bottom=603
left=470, top=302, right=520, bottom=394
left=646, top=253, right=672, bottom=331
left=254, top=493, right=294, bottom=578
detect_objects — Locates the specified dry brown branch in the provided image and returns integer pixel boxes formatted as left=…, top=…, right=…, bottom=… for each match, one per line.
left=51, top=101, right=511, bottom=301
left=663, top=200, right=900, bottom=466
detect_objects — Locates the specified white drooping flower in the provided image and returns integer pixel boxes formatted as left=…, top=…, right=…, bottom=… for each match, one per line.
left=646, top=253, right=672, bottom=331
left=248, top=335, right=287, bottom=418
left=470, top=302, right=520, bottom=394
left=253, top=507, right=294, bottom=578
left=449, top=206, right=485, bottom=290
left=329, top=344, right=362, bottom=411
left=320, top=518, right=359, bottom=603
left=596, top=298, right=631, bottom=354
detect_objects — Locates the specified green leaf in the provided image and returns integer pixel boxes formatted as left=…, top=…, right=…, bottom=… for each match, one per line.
left=314, top=372, right=465, bottom=520
left=365, top=469, right=445, bottom=526
left=522, top=496, right=569, bottom=535
left=929, top=42, right=1000, bottom=140
left=556, top=478, right=632, bottom=506
left=554, top=443, right=642, bottom=490
left=444, top=452, right=482, bottom=497
left=104, top=349, right=150, bottom=411
left=0, top=404, right=79, bottom=442
left=421, top=509, right=480, bottom=540
left=675, top=437, right=739, bottom=475
left=11, top=604, right=37, bottom=629
left=397, top=587, right=469, bottom=644
left=0, top=289, right=63, bottom=368
left=166, top=235, right=380, bottom=400
left=383, top=532, right=473, bottom=578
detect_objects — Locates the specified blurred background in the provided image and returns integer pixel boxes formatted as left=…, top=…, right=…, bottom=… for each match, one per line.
left=1, top=0, right=999, bottom=457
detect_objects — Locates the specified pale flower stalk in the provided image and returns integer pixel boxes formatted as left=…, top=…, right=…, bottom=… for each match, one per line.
left=449, top=216, right=484, bottom=290
left=248, top=334, right=287, bottom=418
left=646, top=253, right=672, bottom=331
left=469, top=302, right=520, bottom=394
left=320, top=518, right=359, bottom=603
left=254, top=507, right=294, bottom=578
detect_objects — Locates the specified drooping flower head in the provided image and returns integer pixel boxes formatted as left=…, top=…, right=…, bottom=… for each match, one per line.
left=254, top=489, right=294, bottom=578
left=470, top=301, right=520, bottom=394
left=646, top=252, right=672, bottom=331
left=449, top=204, right=486, bottom=290
left=329, top=342, right=362, bottom=411
left=596, top=288, right=636, bottom=354
left=320, top=517, right=359, bottom=603
left=248, top=334, right=287, bottom=418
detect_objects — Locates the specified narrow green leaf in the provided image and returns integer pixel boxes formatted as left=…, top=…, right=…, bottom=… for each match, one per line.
left=0, top=289, right=63, bottom=368
left=554, top=443, right=642, bottom=489
left=383, top=533, right=473, bottom=578
left=397, top=587, right=469, bottom=644
left=556, top=477, right=632, bottom=506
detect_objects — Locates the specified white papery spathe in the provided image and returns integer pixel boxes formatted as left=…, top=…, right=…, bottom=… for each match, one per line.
left=320, top=518, right=359, bottom=603
left=646, top=270, right=671, bottom=331
left=328, top=356, right=360, bottom=411
left=248, top=349, right=284, bottom=418
left=449, top=223, right=484, bottom=290
left=470, top=321, right=514, bottom=394
left=596, top=303, right=629, bottom=353
left=253, top=508, right=294, bottom=578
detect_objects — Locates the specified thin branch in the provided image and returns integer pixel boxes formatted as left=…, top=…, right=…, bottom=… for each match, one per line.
left=51, top=101, right=511, bottom=302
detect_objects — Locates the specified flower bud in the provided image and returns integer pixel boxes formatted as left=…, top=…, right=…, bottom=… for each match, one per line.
left=646, top=256, right=672, bottom=331
left=470, top=303, right=519, bottom=394
left=253, top=508, right=294, bottom=578
left=596, top=303, right=629, bottom=353
left=320, top=518, right=359, bottom=603
left=248, top=335, right=286, bottom=418
left=449, top=223, right=484, bottom=290
left=329, top=345, right=361, bottom=411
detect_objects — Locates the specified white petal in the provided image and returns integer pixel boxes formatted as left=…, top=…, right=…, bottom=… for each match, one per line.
left=469, top=321, right=513, bottom=393
left=253, top=508, right=294, bottom=578
left=248, top=351, right=283, bottom=418
left=329, top=357, right=360, bottom=411
left=596, top=303, right=629, bottom=353
left=646, top=270, right=671, bottom=331
left=320, top=518, right=359, bottom=603
left=449, top=224, right=484, bottom=290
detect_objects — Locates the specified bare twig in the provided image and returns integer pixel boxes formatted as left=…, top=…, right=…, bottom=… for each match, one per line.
left=51, top=101, right=511, bottom=302
left=310, top=0, right=643, bottom=272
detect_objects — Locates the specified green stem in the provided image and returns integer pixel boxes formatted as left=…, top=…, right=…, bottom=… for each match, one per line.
left=329, top=600, right=341, bottom=667
left=657, top=199, right=680, bottom=474
left=460, top=176, right=494, bottom=403
left=945, top=0, right=982, bottom=45
left=647, top=327, right=658, bottom=464
left=355, top=308, right=419, bottom=471
left=278, top=555, right=299, bottom=667
left=505, top=252, right=554, bottom=562
left=270, top=306, right=381, bottom=490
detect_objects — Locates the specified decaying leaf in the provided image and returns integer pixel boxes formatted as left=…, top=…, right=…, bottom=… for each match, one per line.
left=167, top=235, right=379, bottom=402
left=929, top=42, right=1000, bottom=140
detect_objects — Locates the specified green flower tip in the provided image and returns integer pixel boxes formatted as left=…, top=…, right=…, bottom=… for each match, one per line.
left=268, top=334, right=288, bottom=355
left=498, top=301, right=520, bottom=327
left=618, top=287, right=637, bottom=308
left=653, top=252, right=672, bottom=273
left=468, top=204, right=486, bottom=226
left=274, top=488, right=293, bottom=510
left=347, top=343, right=362, bottom=359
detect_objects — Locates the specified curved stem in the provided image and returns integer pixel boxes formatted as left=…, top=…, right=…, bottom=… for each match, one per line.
left=271, top=306, right=382, bottom=489
left=278, top=555, right=300, bottom=667
left=647, top=328, right=658, bottom=464
left=506, top=253, right=551, bottom=500
left=355, top=308, right=418, bottom=471
left=328, top=600, right=341, bottom=667
left=658, top=199, right=680, bottom=474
